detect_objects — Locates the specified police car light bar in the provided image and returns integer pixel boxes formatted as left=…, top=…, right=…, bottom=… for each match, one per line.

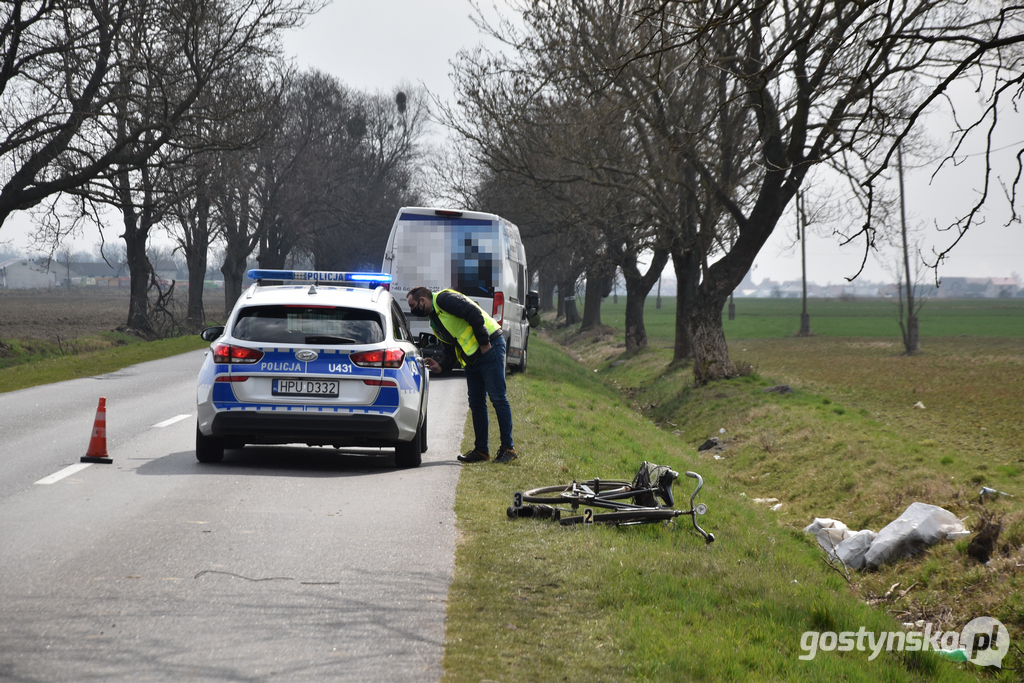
left=247, top=269, right=393, bottom=284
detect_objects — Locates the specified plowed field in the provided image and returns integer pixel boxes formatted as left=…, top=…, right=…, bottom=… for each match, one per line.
left=0, top=289, right=129, bottom=341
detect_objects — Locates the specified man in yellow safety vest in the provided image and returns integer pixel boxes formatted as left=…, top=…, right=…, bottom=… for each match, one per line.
left=406, top=286, right=518, bottom=464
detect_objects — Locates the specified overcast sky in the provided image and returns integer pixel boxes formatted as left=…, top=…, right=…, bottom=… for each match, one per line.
left=3, top=0, right=1020, bottom=286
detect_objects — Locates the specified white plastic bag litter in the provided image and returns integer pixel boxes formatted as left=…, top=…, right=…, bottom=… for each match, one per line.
left=863, top=502, right=965, bottom=569
left=804, top=518, right=854, bottom=557
left=836, top=530, right=877, bottom=570
left=816, top=526, right=853, bottom=554
left=803, top=518, right=849, bottom=535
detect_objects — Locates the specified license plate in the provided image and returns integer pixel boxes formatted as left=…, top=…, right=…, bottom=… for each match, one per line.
left=272, top=378, right=339, bottom=397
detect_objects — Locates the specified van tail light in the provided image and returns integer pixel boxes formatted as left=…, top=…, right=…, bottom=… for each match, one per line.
left=492, top=291, right=504, bottom=326
left=213, top=344, right=264, bottom=364
left=350, top=348, right=405, bottom=368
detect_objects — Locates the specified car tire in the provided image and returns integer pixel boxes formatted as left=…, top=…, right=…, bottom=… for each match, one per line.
left=518, top=338, right=528, bottom=373
left=394, top=422, right=422, bottom=469
left=195, top=424, right=225, bottom=463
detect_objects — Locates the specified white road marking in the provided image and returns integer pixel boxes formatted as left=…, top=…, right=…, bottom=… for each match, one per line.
left=35, top=463, right=92, bottom=485
left=152, top=414, right=192, bottom=428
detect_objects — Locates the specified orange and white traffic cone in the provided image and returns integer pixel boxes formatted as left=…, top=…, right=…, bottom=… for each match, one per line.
left=81, top=397, right=113, bottom=464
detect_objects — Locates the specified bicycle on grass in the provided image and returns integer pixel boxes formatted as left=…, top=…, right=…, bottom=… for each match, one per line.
left=507, top=462, right=715, bottom=543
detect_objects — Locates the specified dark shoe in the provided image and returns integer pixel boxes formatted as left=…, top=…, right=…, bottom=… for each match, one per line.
left=458, top=448, right=489, bottom=463
left=494, top=446, right=518, bottom=464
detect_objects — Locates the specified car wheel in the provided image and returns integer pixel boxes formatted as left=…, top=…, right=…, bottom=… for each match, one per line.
left=518, top=338, right=528, bottom=373
left=394, top=423, right=422, bottom=469
left=195, top=423, right=224, bottom=463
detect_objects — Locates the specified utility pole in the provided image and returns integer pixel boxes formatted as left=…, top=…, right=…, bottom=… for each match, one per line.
left=656, top=273, right=662, bottom=309
left=798, top=191, right=811, bottom=336
left=898, top=144, right=919, bottom=353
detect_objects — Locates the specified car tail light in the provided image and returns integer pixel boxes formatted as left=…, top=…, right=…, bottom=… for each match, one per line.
left=350, top=348, right=405, bottom=368
left=213, top=344, right=264, bottom=364
left=215, top=376, right=249, bottom=382
left=363, top=379, right=398, bottom=387
left=492, top=291, right=504, bottom=326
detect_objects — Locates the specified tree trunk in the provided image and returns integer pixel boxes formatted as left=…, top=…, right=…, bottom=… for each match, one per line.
left=218, top=191, right=257, bottom=316
left=536, top=271, right=554, bottom=311
left=688, top=287, right=735, bottom=383
left=688, top=208, right=789, bottom=384
left=115, top=166, right=155, bottom=336
left=185, top=248, right=208, bottom=330
left=559, top=279, right=581, bottom=325
left=124, top=222, right=153, bottom=335
left=222, top=254, right=246, bottom=317
left=620, top=248, right=669, bottom=352
left=184, top=187, right=210, bottom=330
left=259, top=217, right=292, bottom=269
left=580, top=264, right=612, bottom=331
left=672, top=245, right=699, bottom=362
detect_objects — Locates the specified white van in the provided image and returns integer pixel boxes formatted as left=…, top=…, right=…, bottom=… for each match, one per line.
left=382, top=207, right=538, bottom=373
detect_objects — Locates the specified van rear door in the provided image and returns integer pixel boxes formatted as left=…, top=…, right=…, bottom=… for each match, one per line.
left=383, top=208, right=501, bottom=325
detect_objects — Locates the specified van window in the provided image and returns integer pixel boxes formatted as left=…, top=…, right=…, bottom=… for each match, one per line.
left=392, top=213, right=499, bottom=298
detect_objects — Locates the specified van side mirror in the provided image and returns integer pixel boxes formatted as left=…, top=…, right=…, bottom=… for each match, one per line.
left=526, top=290, right=540, bottom=313
left=526, top=290, right=540, bottom=327
left=200, top=326, right=225, bottom=342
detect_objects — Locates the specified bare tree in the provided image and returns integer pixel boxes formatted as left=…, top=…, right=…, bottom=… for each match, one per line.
left=479, top=1, right=1022, bottom=382
left=166, top=59, right=281, bottom=329
left=0, top=0, right=318, bottom=233
left=442, top=44, right=673, bottom=348
left=9, top=0, right=320, bottom=334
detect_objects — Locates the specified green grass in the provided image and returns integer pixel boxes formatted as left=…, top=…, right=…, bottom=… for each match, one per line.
left=443, top=335, right=979, bottom=681
left=594, top=296, right=1024, bottom=339
left=0, top=333, right=208, bottom=393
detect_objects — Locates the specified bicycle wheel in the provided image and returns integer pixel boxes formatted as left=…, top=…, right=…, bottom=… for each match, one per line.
left=521, top=479, right=632, bottom=505
left=558, top=508, right=679, bottom=527
left=507, top=504, right=560, bottom=520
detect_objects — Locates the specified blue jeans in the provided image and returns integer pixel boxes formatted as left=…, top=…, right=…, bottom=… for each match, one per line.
left=464, top=333, right=513, bottom=452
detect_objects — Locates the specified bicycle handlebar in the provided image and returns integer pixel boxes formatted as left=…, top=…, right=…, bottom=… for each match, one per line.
left=684, top=472, right=714, bottom=544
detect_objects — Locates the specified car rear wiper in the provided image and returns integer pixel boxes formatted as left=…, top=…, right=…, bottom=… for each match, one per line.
left=304, top=335, right=358, bottom=345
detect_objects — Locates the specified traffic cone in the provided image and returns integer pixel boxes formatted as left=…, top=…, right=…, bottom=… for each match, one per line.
left=81, top=397, right=113, bottom=464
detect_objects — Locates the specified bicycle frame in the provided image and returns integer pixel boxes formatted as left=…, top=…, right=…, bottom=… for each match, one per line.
left=512, top=470, right=714, bottom=543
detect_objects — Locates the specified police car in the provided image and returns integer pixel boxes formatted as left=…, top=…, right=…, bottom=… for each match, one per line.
left=196, top=270, right=428, bottom=468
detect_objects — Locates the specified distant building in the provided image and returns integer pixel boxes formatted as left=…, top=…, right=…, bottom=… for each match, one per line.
left=0, top=259, right=57, bottom=289
left=53, top=260, right=128, bottom=289
left=937, top=277, right=1019, bottom=299
left=988, top=277, right=1019, bottom=298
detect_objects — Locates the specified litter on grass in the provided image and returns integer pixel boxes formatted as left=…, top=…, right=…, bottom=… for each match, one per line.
left=804, top=503, right=967, bottom=570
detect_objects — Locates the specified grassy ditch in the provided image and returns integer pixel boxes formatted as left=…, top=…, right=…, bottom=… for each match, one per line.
left=0, top=332, right=208, bottom=394
left=443, top=334, right=977, bottom=681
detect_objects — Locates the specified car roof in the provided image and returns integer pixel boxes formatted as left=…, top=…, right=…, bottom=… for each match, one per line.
left=237, top=284, right=393, bottom=312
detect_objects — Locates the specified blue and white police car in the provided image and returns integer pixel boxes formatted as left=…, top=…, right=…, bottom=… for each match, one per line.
left=196, top=270, right=428, bottom=468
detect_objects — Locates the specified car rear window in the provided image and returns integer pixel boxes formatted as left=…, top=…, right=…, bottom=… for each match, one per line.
left=232, top=305, right=384, bottom=344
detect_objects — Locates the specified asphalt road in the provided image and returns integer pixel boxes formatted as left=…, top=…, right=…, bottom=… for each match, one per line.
left=0, top=350, right=468, bottom=682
